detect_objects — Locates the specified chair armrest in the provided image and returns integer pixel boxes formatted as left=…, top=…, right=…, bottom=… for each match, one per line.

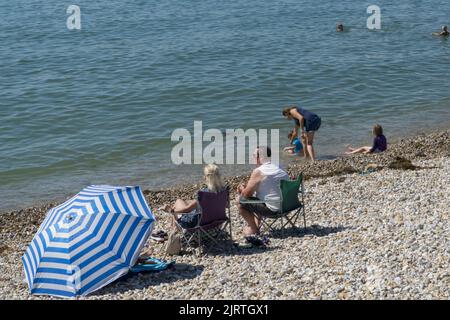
left=239, top=199, right=268, bottom=205
left=162, top=210, right=198, bottom=216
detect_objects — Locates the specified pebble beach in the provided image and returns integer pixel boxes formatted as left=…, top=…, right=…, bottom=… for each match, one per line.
left=0, top=130, right=449, bottom=300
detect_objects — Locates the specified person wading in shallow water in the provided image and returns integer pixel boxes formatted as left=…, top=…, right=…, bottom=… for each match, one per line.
left=282, top=105, right=322, bottom=162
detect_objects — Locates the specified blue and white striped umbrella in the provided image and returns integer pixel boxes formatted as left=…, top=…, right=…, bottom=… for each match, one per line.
left=22, top=185, right=155, bottom=298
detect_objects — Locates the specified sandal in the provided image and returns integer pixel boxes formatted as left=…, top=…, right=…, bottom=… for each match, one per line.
left=245, top=235, right=267, bottom=247
left=151, top=230, right=168, bottom=242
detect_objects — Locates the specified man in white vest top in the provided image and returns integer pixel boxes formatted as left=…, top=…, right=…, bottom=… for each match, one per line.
left=237, top=146, right=289, bottom=236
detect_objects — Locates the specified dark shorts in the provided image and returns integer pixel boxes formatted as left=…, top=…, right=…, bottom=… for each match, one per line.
left=305, top=116, right=321, bottom=132
left=177, top=212, right=200, bottom=228
left=239, top=197, right=280, bottom=217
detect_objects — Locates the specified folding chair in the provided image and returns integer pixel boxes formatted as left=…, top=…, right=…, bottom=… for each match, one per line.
left=240, top=174, right=306, bottom=237
left=174, top=187, right=232, bottom=254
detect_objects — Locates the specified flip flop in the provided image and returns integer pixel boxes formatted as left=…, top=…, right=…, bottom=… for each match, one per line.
left=131, top=258, right=176, bottom=273
left=152, top=230, right=168, bottom=237
left=150, top=230, right=167, bottom=242
left=245, top=235, right=266, bottom=247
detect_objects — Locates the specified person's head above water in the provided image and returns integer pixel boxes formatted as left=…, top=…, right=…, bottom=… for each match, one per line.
left=336, top=23, right=344, bottom=32
left=443, top=25, right=448, bottom=32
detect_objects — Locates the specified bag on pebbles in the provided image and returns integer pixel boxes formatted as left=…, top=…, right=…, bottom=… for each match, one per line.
left=164, top=230, right=181, bottom=255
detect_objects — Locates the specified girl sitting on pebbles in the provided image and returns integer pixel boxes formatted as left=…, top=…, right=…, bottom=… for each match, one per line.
left=345, top=124, right=387, bottom=155
left=159, top=164, right=226, bottom=229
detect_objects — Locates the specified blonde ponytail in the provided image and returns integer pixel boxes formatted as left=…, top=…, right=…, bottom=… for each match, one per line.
left=203, top=164, right=224, bottom=193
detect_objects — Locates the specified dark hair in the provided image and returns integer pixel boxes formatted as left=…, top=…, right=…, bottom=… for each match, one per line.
left=282, top=106, right=296, bottom=117
left=257, top=146, right=271, bottom=158
left=373, top=124, right=383, bottom=136
left=287, top=131, right=294, bottom=139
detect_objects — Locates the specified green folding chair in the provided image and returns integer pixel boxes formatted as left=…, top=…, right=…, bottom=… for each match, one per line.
left=240, top=173, right=306, bottom=237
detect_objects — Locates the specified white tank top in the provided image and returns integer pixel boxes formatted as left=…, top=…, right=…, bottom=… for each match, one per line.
left=255, top=162, right=289, bottom=212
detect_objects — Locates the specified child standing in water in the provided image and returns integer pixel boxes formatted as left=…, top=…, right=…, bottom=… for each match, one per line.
left=345, top=124, right=387, bottom=154
left=284, top=131, right=305, bottom=157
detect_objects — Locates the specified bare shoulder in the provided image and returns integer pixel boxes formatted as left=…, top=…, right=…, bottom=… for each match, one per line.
left=290, top=108, right=303, bottom=118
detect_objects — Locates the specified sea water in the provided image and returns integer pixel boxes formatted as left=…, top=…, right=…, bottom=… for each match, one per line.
left=1, top=0, right=449, bottom=210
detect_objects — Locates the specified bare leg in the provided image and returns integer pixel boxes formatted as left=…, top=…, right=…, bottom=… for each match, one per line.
left=301, top=138, right=308, bottom=160
left=166, top=199, right=197, bottom=230
left=301, top=145, right=309, bottom=159
left=345, top=146, right=372, bottom=155
left=238, top=203, right=260, bottom=236
left=173, top=199, right=196, bottom=213
left=305, top=132, right=316, bottom=161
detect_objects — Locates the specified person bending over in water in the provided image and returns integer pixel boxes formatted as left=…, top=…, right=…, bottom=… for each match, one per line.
left=336, top=23, right=344, bottom=32
left=282, top=105, right=322, bottom=161
left=283, top=131, right=305, bottom=157
left=433, top=25, right=449, bottom=36
left=345, top=124, right=387, bottom=155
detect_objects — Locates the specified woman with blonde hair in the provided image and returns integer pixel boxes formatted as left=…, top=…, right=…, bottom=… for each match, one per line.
left=160, top=164, right=225, bottom=229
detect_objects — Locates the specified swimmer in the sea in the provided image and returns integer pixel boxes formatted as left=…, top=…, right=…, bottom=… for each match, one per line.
left=432, top=25, right=449, bottom=36
left=336, top=23, right=344, bottom=32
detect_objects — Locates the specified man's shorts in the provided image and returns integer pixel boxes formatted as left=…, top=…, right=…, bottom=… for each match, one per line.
left=239, top=196, right=280, bottom=217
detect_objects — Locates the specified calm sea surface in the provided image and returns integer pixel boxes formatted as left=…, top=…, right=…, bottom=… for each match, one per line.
left=1, top=0, right=449, bottom=210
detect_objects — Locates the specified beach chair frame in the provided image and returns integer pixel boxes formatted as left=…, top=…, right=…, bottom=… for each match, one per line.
left=174, top=187, right=232, bottom=255
left=240, top=174, right=306, bottom=237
